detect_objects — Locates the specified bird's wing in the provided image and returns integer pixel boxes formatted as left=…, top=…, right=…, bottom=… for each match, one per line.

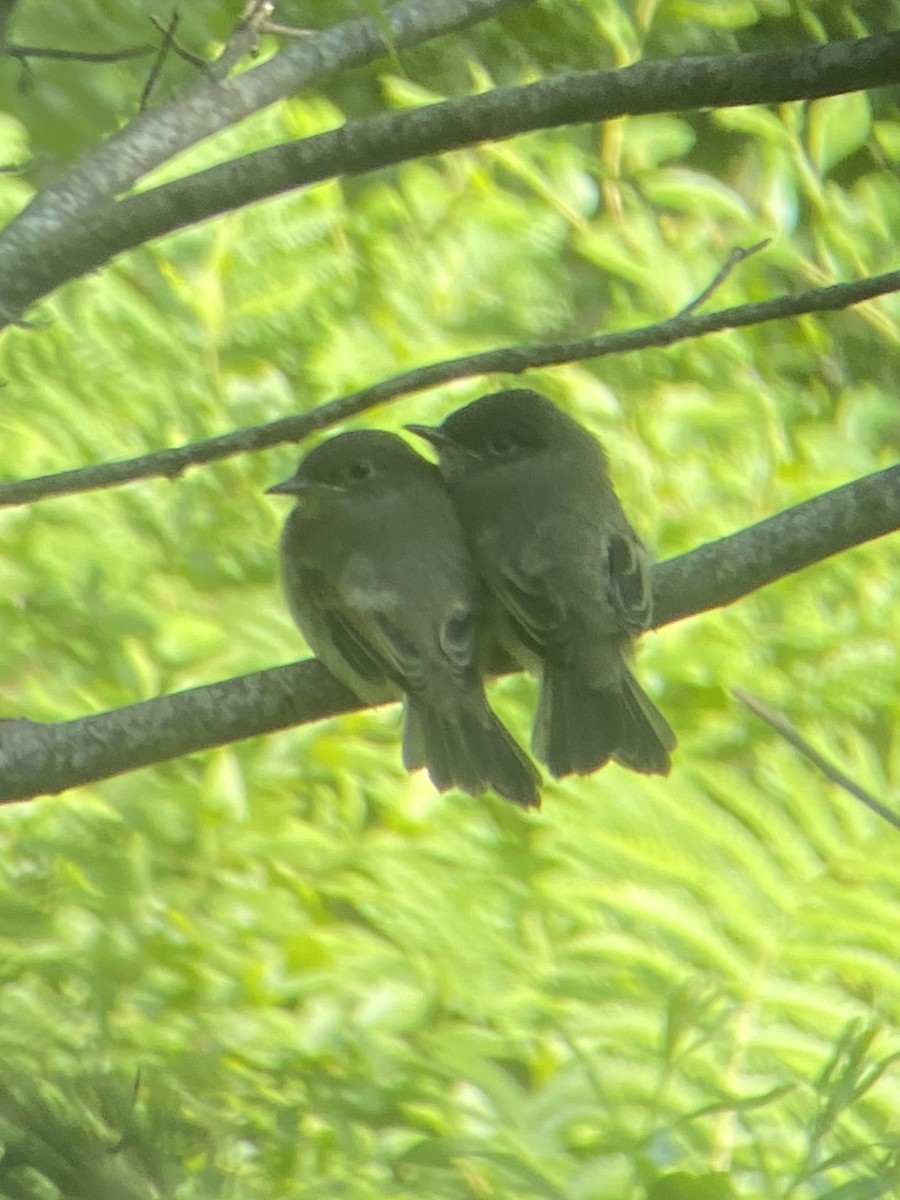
left=438, top=601, right=478, bottom=674
left=487, top=549, right=569, bottom=656
left=319, top=596, right=426, bottom=693
left=319, top=604, right=399, bottom=684
left=357, top=600, right=478, bottom=695
left=291, top=565, right=394, bottom=685
left=606, top=531, right=654, bottom=631
left=488, top=520, right=652, bottom=651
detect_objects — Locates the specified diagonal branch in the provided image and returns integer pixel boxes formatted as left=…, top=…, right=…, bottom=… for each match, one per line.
left=651, top=466, right=900, bottom=627
left=1, top=30, right=898, bottom=322
left=0, top=464, right=896, bottom=803
left=733, top=689, right=900, bottom=831
left=1, top=268, right=898, bottom=509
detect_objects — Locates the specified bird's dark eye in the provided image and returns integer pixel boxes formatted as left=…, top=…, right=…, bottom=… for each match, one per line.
left=344, top=459, right=374, bottom=483
left=487, top=434, right=517, bottom=457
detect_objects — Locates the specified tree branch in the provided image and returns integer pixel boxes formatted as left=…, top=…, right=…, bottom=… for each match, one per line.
left=1, top=268, right=897, bottom=509
left=1, top=30, right=898, bottom=323
left=1, top=465, right=896, bottom=803
left=0, top=0, right=529, bottom=323
left=652, top=466, right=900, bottom=627
left=3, top=42, right=154, bottom=63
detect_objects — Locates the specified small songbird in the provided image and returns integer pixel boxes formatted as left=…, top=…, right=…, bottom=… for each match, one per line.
left=266, top=430, right=541, bottom=807
left=407, top=389, right=676, bottom=778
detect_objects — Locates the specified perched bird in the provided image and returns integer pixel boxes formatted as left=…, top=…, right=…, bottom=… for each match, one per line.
left=407, top=389, right=676, bottom=778
left=266, top=430, right=541, bottom=807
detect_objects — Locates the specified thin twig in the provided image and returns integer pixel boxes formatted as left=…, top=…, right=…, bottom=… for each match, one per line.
left=733, top=688, right=900, bottom=832
left=148, top=14, right=208, bottom=69
left=140, top=11, right=179, bottom=110
left=680, top=239, right=771, bottom=315
left=4, top=42, right=154, bottom=62
left=261, top=21, right=316, bottom=38
left=215, top=0, right=275, bottom=73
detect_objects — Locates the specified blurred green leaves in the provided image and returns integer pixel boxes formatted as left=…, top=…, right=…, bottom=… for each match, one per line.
left=808, top=93, right=872, bottom=177
left=0, top=1, right=899, bottom=1197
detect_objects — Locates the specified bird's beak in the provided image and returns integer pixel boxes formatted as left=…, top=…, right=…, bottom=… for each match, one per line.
left=266, top=469, right=346, bottom=501
left=405, top=423, right=448, bottom=449
left=266, top=476, right=341, bottom=498
left=406, top=424, right=479, bottom=469
left=265, top=475, right=307, bottom=496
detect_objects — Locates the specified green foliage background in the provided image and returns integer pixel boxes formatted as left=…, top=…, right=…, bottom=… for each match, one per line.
left=0, top=1, right=899, bottom=1197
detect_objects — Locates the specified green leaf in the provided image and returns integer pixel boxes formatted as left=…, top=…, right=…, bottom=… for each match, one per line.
left=808, top=92, right=872, bottom=175
left=647, top=1170, right=738, bottom=1200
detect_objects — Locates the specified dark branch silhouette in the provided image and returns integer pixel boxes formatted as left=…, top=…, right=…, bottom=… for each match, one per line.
left=1, top=464, right=897, bottom=803
left=0, top=29, right=898, bottom=323
left=1, top=268, right=898, bottom=509
left=679, top=240, right=771, bottom=316
left=147, top=15, right=208, bottom=70
left=0, top=0, right=528, bottom=323
left=651, top=467, right=900, bottom=626
left=3, top=42, right=154, bottom=63
left=139, top=12, right=181, bottom=111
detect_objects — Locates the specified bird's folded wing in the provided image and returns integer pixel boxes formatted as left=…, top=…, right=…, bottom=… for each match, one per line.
left=489, top=555, right=568, bottom=654
left=606, top=532, right=653, bottom=631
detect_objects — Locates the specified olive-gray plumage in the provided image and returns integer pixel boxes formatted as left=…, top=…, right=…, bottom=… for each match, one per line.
left=266, top=430, right=540, bottom=807
left=408, top=390, right=676, bottom=777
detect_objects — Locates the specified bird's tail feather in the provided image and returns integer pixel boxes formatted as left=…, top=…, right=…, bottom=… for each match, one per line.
left=614, top=666, right=676, bottom=775
left=534, top=661, right=675, bottom=778
left=404, top=696, right=541, bottom=808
